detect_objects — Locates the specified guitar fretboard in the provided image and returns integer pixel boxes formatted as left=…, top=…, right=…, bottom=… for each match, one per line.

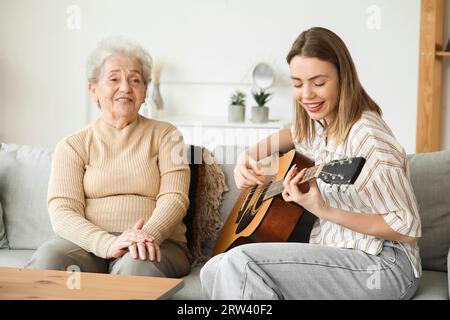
left=261, top=165, right=320, bottom=201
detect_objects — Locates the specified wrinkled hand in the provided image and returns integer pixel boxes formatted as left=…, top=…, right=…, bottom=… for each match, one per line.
left=234, top=151, right=264, bottom=190
left=127, top=219, right=161, bottom=262
left=281, top=165, right=328, bottom=218
left=106, top=219, right=161, bottom=262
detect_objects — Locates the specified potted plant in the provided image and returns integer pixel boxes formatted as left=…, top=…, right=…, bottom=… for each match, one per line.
left=228, top=90, right=246, bottom=122
left=251, top=88, right=272, bottom=123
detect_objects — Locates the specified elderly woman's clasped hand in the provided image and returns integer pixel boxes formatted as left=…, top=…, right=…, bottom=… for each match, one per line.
left=106, top=218, right=161, bottom=262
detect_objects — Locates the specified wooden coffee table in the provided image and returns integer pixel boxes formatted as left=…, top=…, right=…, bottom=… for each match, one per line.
left=0, top=267, right=184, bottom=300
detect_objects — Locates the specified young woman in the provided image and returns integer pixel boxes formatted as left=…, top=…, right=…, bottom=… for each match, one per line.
left=200, top=27, right=421, bottom=300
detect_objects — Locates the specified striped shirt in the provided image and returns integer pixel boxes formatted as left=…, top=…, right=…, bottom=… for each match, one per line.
left=292, top=111, right=422, bottom=278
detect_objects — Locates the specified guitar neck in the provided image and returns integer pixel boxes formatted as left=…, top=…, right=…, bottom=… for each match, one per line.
left=262, top=164, right=323, bottom=201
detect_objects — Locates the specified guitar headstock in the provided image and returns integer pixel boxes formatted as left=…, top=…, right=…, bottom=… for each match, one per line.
left=318, top=157, right=365, bottom=185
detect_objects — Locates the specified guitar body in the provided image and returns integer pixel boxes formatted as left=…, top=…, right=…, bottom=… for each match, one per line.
left=212, top=149, right=317, bottom=256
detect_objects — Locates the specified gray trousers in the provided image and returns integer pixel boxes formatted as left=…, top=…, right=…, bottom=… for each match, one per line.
left=200, top=241, right=419, bottom=300
left=26, top=236, right=192, bottom=278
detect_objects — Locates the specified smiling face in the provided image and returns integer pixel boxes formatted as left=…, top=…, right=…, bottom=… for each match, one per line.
left=289, top=56, right=340, bottom=123
left=89, top=54, right=147, bottom=127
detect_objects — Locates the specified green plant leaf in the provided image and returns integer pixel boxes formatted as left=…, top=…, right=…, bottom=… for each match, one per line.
left=252, top=88, right=273, bottom=107
left=230, top=90, right=247, bottom=106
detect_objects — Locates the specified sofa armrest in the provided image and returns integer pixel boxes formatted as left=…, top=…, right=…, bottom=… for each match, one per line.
left=448, top=247, right=450, bottom=300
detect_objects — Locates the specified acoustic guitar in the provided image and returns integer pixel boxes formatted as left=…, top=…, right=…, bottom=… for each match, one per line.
left=212, top=149, right=365, bottom=256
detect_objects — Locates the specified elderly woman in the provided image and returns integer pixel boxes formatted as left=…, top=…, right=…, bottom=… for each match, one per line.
left=26, top=37, right=192, bottom=278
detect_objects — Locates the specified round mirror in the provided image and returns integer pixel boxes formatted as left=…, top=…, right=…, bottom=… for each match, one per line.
left=252, top=62, right=275, bottom=89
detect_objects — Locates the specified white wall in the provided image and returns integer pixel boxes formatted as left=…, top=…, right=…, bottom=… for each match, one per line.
left=0, top=0, right=429, bottom=153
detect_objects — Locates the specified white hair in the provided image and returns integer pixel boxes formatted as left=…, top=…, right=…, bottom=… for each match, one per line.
left=86, top=36, right=153, bottom=84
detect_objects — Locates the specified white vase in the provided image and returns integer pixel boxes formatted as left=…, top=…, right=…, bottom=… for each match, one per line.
left=251, top=106, right=269, bottom=123
left=228, top=105, right=245, bottom=122
left=152, top=83, right=164, bottom=111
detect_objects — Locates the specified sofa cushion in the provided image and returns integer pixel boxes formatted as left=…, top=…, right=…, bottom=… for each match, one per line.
left=0, top=144, right=54, bottom=249
left=185, top=146, right=228, bottom=263
left=190, top=145, right=245, bottom=259
left=0, top=202, right=9, bottom=249
left=171, top=264, right=203, bottom=300
left=183, top=145, right=200, bottom=250
left=412, top=270, right=449, bottom=300
left=408, top=150, right=450, bottom=272
left=0, top=249, right=35, bottom=268
left=213, top=145, right=246, bottom=222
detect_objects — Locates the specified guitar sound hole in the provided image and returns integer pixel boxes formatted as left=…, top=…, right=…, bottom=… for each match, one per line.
left=235, top=208, right=255, bottom=234
left=235, top=186, right=256, bottom=223
left=253, top=181, right=271, bottom=212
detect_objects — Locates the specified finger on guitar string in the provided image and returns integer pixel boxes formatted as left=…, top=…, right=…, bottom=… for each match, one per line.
left=286, top=169, right=310, bottom=203
left=283, top=167, right=295, bottom=189
left=282, top=190, right=291, bottom=202
left=289, top=169, right=307, bottom=194
left=290, top=168, right=307, bottom=185
left=288, top=164, right=298, bottom=179
left=234, top=167, right=248, bottom=189
left=248, top=157, right=264, bottom=176
left=235, top=169, right=255, bottom=189
left=239, top=165, right=263, bottom=186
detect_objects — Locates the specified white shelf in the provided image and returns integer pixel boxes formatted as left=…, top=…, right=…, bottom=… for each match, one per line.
left=158, top=115, right=292, bottom=147
left=160, top=115, right=291, bottom=129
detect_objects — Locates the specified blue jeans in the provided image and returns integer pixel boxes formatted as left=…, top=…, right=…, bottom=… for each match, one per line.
left=200, top=241, right=418, bottom=299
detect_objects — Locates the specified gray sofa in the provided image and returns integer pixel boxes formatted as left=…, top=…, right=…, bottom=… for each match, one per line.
left=0, top=143, right=449, bottom=300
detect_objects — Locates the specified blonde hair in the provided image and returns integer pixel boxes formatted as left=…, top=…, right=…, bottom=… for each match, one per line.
left=86, top=36, right=153, bottom=85
left=286, top=27, right=381, bottom=145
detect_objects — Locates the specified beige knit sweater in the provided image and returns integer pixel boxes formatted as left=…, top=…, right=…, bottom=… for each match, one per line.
left=47, top=115, right=190, bottom=258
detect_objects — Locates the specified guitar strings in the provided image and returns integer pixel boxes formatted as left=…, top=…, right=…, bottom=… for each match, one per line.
left=243, top=161, right=322, bottom=200
left=249, top=165, right=318, bottom=200
left=246, top=159, right=354, bottom=200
